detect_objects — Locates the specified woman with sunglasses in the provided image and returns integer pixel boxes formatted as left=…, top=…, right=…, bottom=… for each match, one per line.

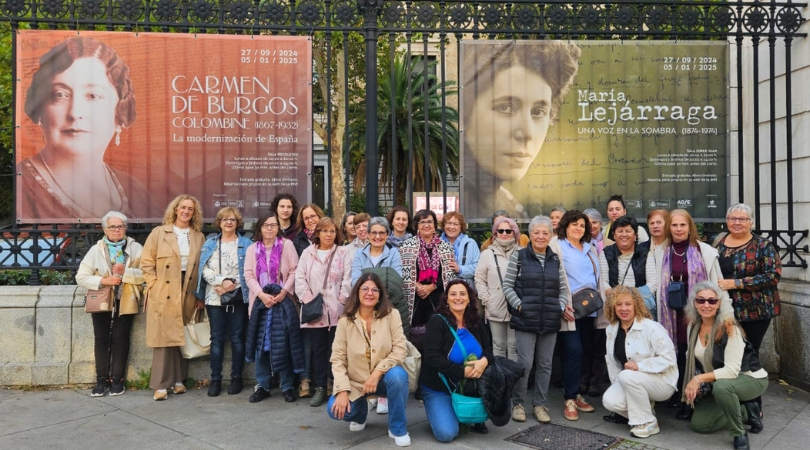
left=682, top=282, right=767, bottom=450
left=475, top=216, right=522, bottom=362
left=648, top=209, right=727, bottom=416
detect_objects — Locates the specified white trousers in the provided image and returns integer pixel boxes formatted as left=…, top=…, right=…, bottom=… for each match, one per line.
left=602, top=370, right=675, bottom=425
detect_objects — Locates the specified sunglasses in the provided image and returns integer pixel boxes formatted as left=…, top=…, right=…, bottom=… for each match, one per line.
left=496, top=229, right=514, bottom=235
left=695, top=297, right=719, bottom=305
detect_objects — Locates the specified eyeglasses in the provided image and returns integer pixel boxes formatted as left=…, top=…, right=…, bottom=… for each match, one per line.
left=727, top=217, right=750, bottom=223
left=496, top=229, right=514, bottom=235
left=261, top=223, right=279, bottom=229
left=369, top=231, right=388, bottom=237
left=418, top=220, right=434, bottom=227
left=695, top=297, right=720, bottom=305
left=304, top=214, right=319, bottom=222
left=360, top=286, right=380, bottom=294
left=221, top=218, right=237, bottom=223
left=106, top=225, right=126, bottom=231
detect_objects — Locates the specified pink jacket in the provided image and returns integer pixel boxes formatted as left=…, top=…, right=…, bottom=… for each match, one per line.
left=295, top=244, right=352, bottom=329
left=244, top=239, right=299, bottom=317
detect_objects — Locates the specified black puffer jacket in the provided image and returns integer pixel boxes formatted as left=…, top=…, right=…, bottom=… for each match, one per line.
left=245, top=284, right=305, bottom=375
left=479, top=356, right=525, bottom=427
left=509, top=247, right=562, bottom=335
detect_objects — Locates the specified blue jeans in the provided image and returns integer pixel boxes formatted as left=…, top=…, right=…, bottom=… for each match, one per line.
left=206, top=303, right=247, bottom=381
left=254, top=347, right=295, bottom=392
left=421, top=385, right=460, bottom=443
left=559, top=317, right=593, bottom=400
left=326, top=366, right=409, bottom=437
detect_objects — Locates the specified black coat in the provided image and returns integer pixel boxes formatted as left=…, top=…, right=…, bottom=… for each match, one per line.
left=479, top=356, right=525, bottom=427
left=418, top=313, right=494, bottom=396
left=245, top=284, right=305, bottom=375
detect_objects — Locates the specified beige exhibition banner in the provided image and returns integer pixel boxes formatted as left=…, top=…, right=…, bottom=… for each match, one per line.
left=16, top=30, right=312, bottom=223
left=460, top=40, right=728, bottom=221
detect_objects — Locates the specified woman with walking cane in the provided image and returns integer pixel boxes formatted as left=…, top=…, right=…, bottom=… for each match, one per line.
left=76, top=211, right=145, bottom=397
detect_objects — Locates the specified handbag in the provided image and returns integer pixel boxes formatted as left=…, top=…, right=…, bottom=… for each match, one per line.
left=84, top=287, right=114, bottom=313
left=180, top=308, right=211, bottom=359
left=217, top=240, right=243, bottom=306
left=402, top=340, right=422, bottom=393
left=667, top=280, right=687, bottom=310
left=301, top=248, right=336, bottom=324
left=437, top=315, right=489, bottom=424
left=693, top=367, right=713, bottom=400
left=637, top=284, right=657, bottom=320
left=571, top=251, right=603, bottom=319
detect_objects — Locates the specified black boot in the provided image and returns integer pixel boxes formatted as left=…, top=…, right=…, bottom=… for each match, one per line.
left=228, top=376, right=243, bottom=395
left=743, top=401, right=763, bottom=434
left=208, top=380, right=222, bottom=397
left=733, top=433, right=750, bottom=450
left=676, top=403, right=693, bottom=420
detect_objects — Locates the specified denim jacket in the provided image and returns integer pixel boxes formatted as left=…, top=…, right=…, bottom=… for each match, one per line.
left=195, top=233, right=252, bottom=303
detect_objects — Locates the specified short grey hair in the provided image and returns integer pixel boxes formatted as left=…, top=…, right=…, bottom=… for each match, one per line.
left=726, top=203, right=754, bottom=223
left=528, top=215, right=554, bottom=236
left=368, top=216, right=391, bottom=234
left=101, top=211, right=128, bottom=229
left=550, top=206, right=567, bottom=215
left=685, top=280, right=735, bottom=326
left=583, top=208, right=603, bottom=222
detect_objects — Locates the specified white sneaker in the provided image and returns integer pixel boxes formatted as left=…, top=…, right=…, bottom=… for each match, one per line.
left=368, top=398, right=378, bottom=409
left=349, top=421, right=366, bottom=432
left=630, top=419, right=660, bottom=438
left=388, top=430, right=411, bottom=447
left=376, top=397, right=389, bottom=414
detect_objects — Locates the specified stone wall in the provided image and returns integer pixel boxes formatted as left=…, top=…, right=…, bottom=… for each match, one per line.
left=0, top=286, right=252, bottom=386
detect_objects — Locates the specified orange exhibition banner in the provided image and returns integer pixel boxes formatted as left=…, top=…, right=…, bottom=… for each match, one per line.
left=15, top=30, right=312, bottom=223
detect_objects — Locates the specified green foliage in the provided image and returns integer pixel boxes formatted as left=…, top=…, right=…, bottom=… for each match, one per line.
left=0, top=270, right=75, bottom=286
left=348, top=191, right=384, bottom=215
left=0, top=23, right=15, bottom=225
left=126, top=368, right=151, bottom=390
left=348, top=54, right=460, bottom=206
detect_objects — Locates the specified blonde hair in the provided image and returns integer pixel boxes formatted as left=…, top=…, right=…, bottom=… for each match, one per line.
left=163, top=195, right=203, bottom=232
left=604, top=285, right=652, bottom=323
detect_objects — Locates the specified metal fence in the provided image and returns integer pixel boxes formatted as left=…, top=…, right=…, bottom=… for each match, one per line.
left=2, top=0, right=808, bottom=283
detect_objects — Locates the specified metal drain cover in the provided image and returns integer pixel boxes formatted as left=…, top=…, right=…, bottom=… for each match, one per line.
left=506, top=423, right=620, bottom=450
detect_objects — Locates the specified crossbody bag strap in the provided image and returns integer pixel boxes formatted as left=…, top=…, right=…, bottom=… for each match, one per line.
left=322, top=247, right=338, bottom=290
left=586, top=250, right=598, bottom=287
left=437, top=314, right=468, bottom=394
left=493, top=253, right=504, bottom=286
left=618, top=257, right=632, bottom=286
left=462, top=242, right=468, bottom=266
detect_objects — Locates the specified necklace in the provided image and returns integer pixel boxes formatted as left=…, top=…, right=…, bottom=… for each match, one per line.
left=673, top=248, right=686, bottom=257
left=38, top=153, right=95, bottom=217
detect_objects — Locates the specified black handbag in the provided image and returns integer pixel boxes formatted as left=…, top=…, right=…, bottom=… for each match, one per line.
left=301, top=248, right=336, bottom=324
left=218, top=241, right=243, bottom=306
left=572, top=252, right=603, bottom=319
left=667, top=280, right=687, bottom=310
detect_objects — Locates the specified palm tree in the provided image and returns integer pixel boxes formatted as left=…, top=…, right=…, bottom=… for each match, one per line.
left=348, top=54, right=459, bottom=206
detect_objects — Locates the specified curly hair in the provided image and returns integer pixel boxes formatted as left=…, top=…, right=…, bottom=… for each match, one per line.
left=436, top=279, right=481, bottom=332
left=462, top=41, right=580, bottom=124
left=270, top=193, right=299, bottom=226
left=162, top=195, right=203, bottom=232
left=556, top=210, right=592, bottom=243
left=343, top=273, right=393, bottom=322
left=25, top=37, right=136, bottom=128
left=440, top=211, right=468, bottom=234
left=604, top=286, right=652, bottom=324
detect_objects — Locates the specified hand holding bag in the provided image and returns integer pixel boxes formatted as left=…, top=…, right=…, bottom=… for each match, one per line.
left=180, top=308, right=211, bottom=359
left=217, top=240, right=243, bottom=306
left=301, top=248, right=337, bottom=324
left=437, top=315, right=489, bottom=424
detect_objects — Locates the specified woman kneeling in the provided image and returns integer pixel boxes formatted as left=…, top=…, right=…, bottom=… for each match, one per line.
left=683, top=281, right=767, bottom=450
left=602, top=286, right=677, bottom=438
left=328, top=273, right=411, bottom=447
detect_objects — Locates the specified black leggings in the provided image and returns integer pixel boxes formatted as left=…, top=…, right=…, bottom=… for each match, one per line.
left=92, top=303, right=134, bottom=380
left=741, top=319, right=772, bottom=353
left=304, top=327, right=336, bottom=389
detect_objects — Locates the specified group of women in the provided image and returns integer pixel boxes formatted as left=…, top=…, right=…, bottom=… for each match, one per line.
left=78, top=195, right=780, bottom=449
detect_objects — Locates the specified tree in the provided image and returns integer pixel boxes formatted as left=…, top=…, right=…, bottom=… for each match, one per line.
left=348, top=54, right=459, bottom=206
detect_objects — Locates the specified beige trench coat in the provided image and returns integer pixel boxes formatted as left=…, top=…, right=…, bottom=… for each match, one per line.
left=140, top=224, right=205, bottom=348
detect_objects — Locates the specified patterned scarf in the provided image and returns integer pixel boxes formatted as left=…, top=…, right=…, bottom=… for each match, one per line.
left=304, top=227, right=315, bottom=240
left=416, top=233, right=442, bottom=283
left=103, top=237, right=126, bottom=265
left=255, top=238, right=284, bottom=287
left=659, top=243, right=708, bottom=344
left=387, top=232, right=412, bottom=248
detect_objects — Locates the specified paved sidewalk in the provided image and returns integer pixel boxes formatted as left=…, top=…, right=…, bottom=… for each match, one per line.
left=1, top=380, right=807, bottom=450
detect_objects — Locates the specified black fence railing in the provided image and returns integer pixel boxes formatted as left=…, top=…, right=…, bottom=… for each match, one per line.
left=2, top=1, right=808, bottom=281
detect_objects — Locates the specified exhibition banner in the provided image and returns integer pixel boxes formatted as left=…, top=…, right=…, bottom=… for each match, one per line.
left=460, top=40, right=728, bottom=221
left=16, top=30, right=311, bottom=223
